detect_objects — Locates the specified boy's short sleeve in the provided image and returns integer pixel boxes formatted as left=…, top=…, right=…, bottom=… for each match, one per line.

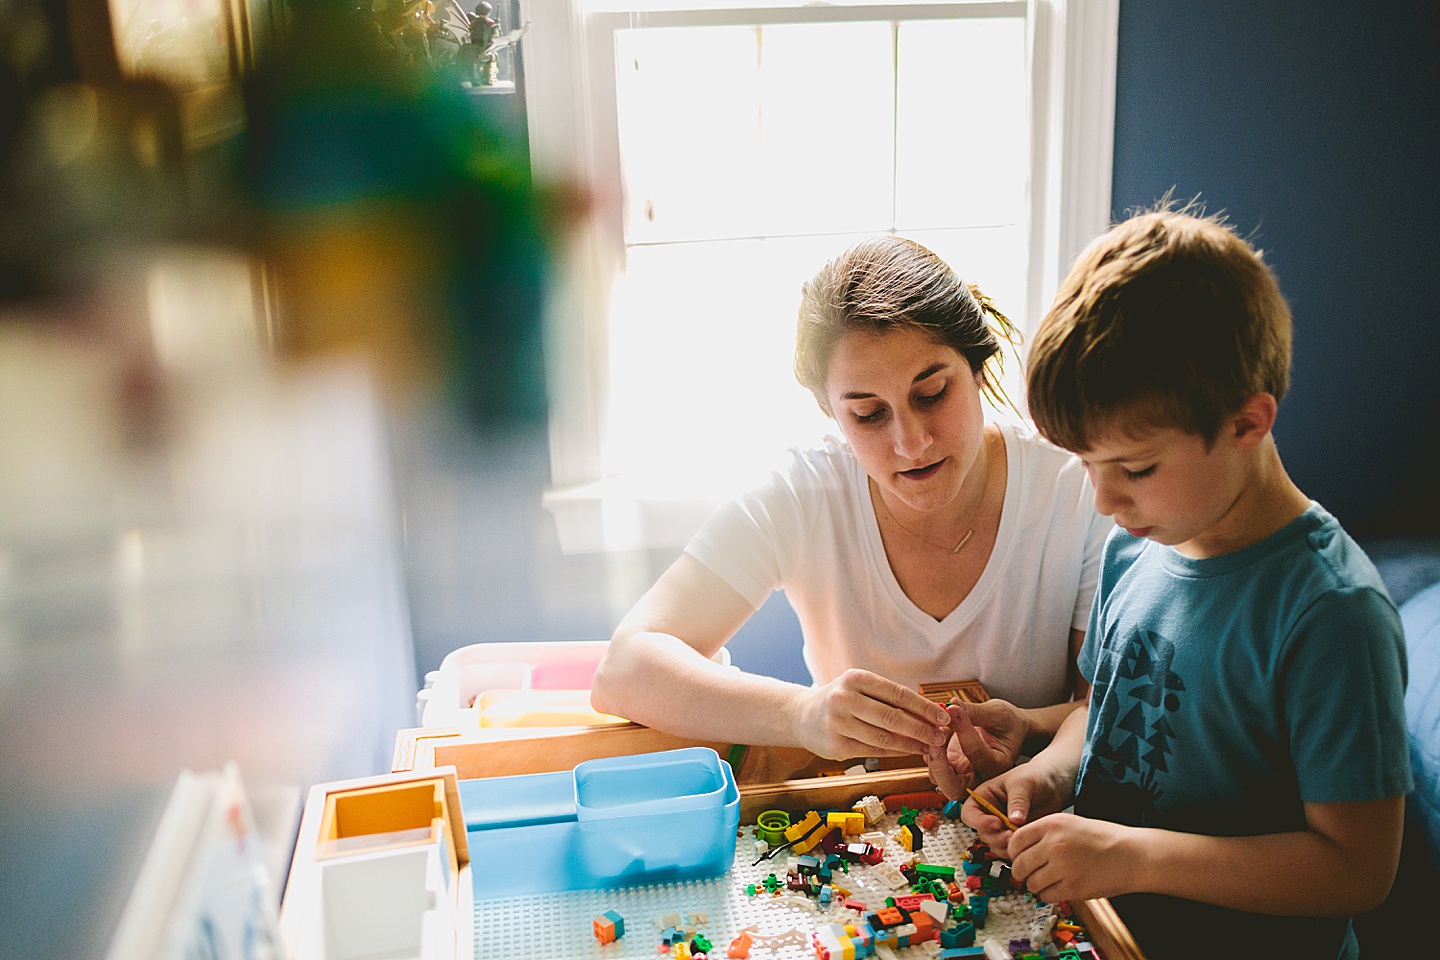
left=1076, top=526, right=1134, bottom=685
left=1072, top=504, right=1113, bottom=632
left=1077, top=595, right=1102, bottom=683
left=1283, top=586, right=1413, bottom=803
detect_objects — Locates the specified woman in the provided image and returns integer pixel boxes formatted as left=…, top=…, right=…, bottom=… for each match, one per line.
left=592, top=237, right=1108, bottom=788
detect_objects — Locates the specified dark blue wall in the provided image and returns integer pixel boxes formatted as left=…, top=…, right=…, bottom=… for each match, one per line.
left=1111, top=1, right=1440, bottom=537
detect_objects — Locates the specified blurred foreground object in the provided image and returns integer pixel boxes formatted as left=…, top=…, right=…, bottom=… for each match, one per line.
left=241, top=0, right=576, bottom=432
left=0, top=0, right=581, bottom=955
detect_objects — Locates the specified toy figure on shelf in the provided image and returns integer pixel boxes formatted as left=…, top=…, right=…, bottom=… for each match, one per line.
left=464, top=2, right=501, bottom=84
left=457, top=4, right=529, bottom=88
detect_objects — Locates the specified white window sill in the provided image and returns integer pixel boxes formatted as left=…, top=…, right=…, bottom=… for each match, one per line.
left=542, top=473, right=730, bottom=554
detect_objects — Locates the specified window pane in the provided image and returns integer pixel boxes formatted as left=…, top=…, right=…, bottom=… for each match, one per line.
left=756, top=22, right=896, bottom=236
left=615, top=26, right=767, bottom=244
left=614, top=22, right=897, bottom=244
left=895, top=17, right=1027, bottom=228
left=604, top=237, right=846, bottom=484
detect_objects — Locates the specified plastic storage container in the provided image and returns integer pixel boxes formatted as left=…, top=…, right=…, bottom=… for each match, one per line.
left=419, top=641, right=619, bottom=729
left=458, top=747, right=739, bottom=897
left=419, top=640, right=731, bottom=731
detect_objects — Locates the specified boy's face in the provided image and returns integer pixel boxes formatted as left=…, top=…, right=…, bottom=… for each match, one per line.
left=1077, top=418, right=1254, bottom=559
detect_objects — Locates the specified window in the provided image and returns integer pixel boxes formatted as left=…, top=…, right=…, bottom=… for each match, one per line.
left=525, top=0, right=1118, bottom=551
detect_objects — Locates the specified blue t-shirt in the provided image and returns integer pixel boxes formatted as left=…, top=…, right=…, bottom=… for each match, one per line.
left=1076, top=503, right=1411, bottom=960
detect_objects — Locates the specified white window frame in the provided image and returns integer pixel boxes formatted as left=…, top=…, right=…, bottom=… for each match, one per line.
left=524, top=0, right=1118, bottom=553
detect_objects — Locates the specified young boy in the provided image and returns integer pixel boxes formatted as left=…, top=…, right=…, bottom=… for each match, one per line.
left=960, top=209, right=1411, bottom=960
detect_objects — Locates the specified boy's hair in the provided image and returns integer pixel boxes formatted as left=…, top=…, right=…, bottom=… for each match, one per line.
left=795, top=236, right=1019, bottom=414
left=1026, top=208, right=1293, bottom=451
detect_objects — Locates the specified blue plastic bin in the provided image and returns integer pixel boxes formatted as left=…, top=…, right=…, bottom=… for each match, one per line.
left=459, top=747, right=740, bottom=897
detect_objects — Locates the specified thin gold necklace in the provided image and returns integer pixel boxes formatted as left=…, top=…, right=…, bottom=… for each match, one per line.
left=872, top=430, right=996, bottom=553
left=874, top=488, right=976, bottom=553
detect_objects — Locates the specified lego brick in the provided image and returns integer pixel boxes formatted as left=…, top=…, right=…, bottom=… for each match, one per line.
left=881, top=791, right=946, bottom=812
left=784, top=810, right=822, bottom=843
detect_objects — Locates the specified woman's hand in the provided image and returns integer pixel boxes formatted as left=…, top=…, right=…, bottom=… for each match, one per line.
left=793, top=668, right=951, bottom=760
left=924, top=698, right=1031, bottom=800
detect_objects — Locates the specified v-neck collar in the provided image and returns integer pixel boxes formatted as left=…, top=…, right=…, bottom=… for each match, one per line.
left=857, top=423, right=1018, bottom=634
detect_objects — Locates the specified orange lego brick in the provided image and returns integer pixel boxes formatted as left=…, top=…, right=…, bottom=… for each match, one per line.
left=876, top=906, right=904, bottom=926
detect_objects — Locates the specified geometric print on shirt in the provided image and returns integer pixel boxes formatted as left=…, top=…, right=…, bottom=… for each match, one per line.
left=1087, top=630, right=1186, bottom=826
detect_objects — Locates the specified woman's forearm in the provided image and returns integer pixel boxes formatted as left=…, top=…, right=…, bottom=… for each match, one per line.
left=591, top=629, right=812, bottom=747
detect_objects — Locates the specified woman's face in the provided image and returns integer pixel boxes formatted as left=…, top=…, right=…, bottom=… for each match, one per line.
left=823, top=326, right=986, bottom=515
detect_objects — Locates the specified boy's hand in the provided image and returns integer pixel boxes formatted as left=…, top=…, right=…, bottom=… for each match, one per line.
left=794, top=668, right=951, bottom=760
left=946, top=699, right=1028, bottom=782
left=924, top=698, right=1030, bottom=800
left=1008, top=813, right=1136, bottom=903
left=959, top=762, right=1068, bottom=853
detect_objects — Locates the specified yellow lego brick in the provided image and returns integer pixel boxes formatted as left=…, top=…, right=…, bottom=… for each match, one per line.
left=784, top=810, right=822, bottom=843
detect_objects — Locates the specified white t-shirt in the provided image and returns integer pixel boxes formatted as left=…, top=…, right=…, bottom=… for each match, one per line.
left=685, top=421, right=1111, bottom=707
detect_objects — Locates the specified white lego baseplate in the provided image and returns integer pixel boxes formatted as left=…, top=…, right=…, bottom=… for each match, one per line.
left=471, top=808, right=1078, bottom=960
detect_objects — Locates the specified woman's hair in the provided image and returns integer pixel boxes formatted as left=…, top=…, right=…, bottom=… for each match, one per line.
left=795, top=236, right=1018, bottom=414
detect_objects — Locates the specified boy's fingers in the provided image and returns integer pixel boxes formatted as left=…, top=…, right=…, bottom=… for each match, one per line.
left=925, top=744, right=967, bottom=800
left=962, top=698, right=1015, bottom=738
left=947, top=702, right=992, bottom=768
left=1004, top=786, right=1032, bottom=826
left=1007, top=820, right=1038, bottom=860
